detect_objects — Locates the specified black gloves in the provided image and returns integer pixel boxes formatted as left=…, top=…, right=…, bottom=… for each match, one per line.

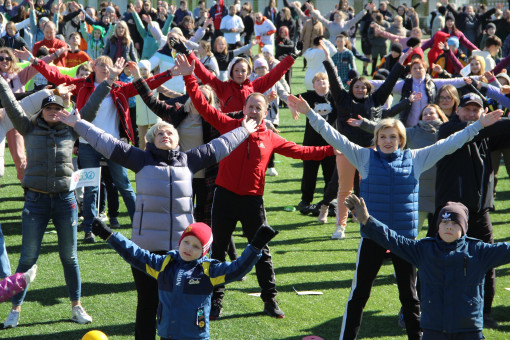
left=92, top=217, right=113, bottom=241
left=251, top=225, right=279, bottom=250
left=169, top=37, right=190, bottom=56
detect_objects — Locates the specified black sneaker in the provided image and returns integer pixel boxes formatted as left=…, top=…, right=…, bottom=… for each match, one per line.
left=328, top=204, right=337, bottom=217
left=83, top=232, right=95, bottom=244
left=109, top=217, right=120, bottom=229
left=263, top=298, right=285, bottom=318
left=483, top=314, right=499, bottom=329
left=297, top=201, right=310, bottom=214
left=210, top=299, right=223, bottom=320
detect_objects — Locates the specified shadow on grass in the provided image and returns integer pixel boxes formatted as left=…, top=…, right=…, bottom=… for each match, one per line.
left=213, top=311, right=265, bottom=320
left=0, top=322, right=135, bottom=339
left=27, top=281, right=135, bottom=306
left=277, top=311, right=406, bottom=340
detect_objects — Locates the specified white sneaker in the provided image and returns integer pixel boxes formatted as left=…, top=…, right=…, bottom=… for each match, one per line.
left=266, top=167, right=278, bottom=176
left=72, top=306, right=92, bottom=324
left=3, top=310, right=20, bottom=328
left=318, top=204, right=329, bottom=224
left=331, top=225, right=345, bottom=240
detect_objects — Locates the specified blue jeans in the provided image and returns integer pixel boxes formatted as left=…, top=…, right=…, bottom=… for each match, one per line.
left=0, top=224, right=11, bottom=278
left=78, top=143, right=136, bottom=233
left=12, top=190, right=81, bottom=305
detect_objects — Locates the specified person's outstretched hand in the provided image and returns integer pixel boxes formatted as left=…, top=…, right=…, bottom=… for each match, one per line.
left=56, top=108, right=81, bottom=127
left=125, top=61, right=142, bottom=80
left=108, top=57, right=126, bottom=79
left=169, top=37, right=190, bottom=56
left=287, top=94, right=311, bottom=115
left=344, top=194, right=370, bottom=225
left=92, top=217, right=113, bottom=241
left=251, top=225, right=279, bottom=250
left=478, top=108, right=503, bottom=127
left=174, top=54, right=195, bottom=76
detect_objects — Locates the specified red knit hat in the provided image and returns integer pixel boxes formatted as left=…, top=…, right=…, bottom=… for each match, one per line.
left=178, top=222, right=213, bottom=256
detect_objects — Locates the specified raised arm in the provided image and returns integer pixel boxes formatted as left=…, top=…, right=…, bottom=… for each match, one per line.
left=287, top=94, right=371, bottom=173
left=0, top=77, right=30, bottom=135
left=412, top=112, right=502, bottom=176
left=232, top=41, right=255, bottom=57
left=253, top=55, right=295, bottom=93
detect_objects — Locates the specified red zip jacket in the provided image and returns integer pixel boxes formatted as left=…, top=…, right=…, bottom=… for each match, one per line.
left=185, top=74, right=334, bottom=196
left=187, top=52, right=294, bottom=112
left=32, top=59, right=172, bottom=144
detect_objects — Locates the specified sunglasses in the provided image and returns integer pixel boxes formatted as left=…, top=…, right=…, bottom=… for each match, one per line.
left=0, top=56, right=12, bottom=62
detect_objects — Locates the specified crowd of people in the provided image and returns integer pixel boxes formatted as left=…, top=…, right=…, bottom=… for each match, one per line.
left=0, top=0, right=510, bottom=339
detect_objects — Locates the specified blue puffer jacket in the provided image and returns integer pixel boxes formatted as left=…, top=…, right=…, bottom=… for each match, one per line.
left=362, top=217, right=510, bottom=333
left=108, top=232, right=262, bottom=339
left=360, top=148, right=419, bottom=239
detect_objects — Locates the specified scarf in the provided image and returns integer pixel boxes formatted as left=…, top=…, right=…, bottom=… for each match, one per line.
left=417, top=119, right=442, bottom=133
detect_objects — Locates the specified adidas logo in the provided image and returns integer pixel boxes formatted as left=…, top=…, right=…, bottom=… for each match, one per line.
left=441, top=212, right=451, bottom=221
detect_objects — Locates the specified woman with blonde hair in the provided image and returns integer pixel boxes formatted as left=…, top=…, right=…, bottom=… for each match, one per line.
left=103, top=21, right=138, bottom=62
left=288, top=92, right=502, bottom=340
left=197, top=40, right=219, bottom=75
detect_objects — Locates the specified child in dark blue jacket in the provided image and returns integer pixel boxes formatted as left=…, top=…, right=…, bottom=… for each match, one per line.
left=345, top=194, right=510, bottom=340
left=91, top=218, right=278, bottom=340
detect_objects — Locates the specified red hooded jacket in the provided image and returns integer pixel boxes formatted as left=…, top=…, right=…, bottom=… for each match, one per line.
left=187, top=52, right=294, bottom=112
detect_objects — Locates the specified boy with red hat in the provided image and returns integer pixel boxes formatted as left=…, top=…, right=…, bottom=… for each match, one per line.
left=91, top=218, right=278, bottom=340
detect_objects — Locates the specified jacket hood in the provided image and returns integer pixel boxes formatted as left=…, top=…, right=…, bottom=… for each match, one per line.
left=226, top=56, right=252, bottom=82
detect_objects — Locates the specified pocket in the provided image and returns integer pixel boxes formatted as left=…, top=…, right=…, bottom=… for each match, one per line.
left=138, top=203, right=144, bottom=235
left=25, top=190, right=40, bottom=202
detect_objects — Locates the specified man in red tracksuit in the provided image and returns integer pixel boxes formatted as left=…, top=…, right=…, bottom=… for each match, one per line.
left=179, top=57, right=335, bottom=319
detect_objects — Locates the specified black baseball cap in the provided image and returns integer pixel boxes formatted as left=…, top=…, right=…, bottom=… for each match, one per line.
left=41, top=95, right=65, bottom=109
left=459, top=93, right=483, bottom=108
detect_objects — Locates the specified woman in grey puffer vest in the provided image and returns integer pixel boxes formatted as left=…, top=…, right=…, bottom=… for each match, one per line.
left=56, top=98, right=257, bottom=340
left=0, top=67, right=118, bottom=328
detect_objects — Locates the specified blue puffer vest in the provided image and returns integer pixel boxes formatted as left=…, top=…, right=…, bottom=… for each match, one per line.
left=360, top=148, right=418, bottom=239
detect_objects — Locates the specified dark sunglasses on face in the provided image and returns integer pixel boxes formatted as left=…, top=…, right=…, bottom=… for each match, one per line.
left=0, top=56, right=12, bottom=62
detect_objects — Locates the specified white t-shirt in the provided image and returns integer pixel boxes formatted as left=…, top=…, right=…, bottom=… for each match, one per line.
left=79, top=82, right=119, bottom=144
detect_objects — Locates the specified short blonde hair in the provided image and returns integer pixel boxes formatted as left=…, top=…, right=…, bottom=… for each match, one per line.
left=146, top=121, right=179, bottom=147
left=312, top=72, right=328, bottom=84
left=373, top=118, right=407, bottom=150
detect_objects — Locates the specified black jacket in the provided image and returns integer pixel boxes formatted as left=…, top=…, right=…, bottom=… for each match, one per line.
left=435, top=115, right=510, bottom=212
left=324, top=59, right=404, bottom=147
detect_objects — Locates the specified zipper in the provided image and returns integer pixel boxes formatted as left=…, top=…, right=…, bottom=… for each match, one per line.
left=138, top=203, right=144, bottom=235
left=169, top=169, right=173, bottom=248
left=464, top=257, right=467, bottom=277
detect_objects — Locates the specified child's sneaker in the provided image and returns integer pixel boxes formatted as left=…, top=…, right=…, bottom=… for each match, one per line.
left=3, top=310, right=20, bottom=328
left=266, top=167, right=278, bottom=176
left=331, top=225, right=345, bottom=239
left=71, top=305, right=92, bottom=324
left=210, top=299, right=223, bottom=320
left=318, top=204, right=329, bottom=224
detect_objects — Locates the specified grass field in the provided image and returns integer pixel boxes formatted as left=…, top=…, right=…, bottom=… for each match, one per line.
left=1, top=60, right=510, bottom=340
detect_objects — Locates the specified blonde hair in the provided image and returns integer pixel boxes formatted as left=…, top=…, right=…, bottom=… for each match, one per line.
left=0, top=47, right=20, bottom=73
left=199, top=40, right=213, bottom=56
left=183, top=85, right=216, bottom=112
left=373, top=118, right=407, bottom=150
left=312, top=72, right=328, bottom=83
left=112, top=21, right=132, bottom=46
left=146, top=121, right=179, bottom=147
left=214, top=36, right=227, bottom=55
left=468, top=55, right=485, bottom=76
left=95, top=55, right=113, bottom=67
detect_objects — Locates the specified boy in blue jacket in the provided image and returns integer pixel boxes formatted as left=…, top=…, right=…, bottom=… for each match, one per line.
left=91, top=218, right=278, bottom=340
left=344, top=194, right=510, bottom=340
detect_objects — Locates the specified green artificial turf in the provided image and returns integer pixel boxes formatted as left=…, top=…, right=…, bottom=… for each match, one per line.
left=1, top=56, right=510, bottom=340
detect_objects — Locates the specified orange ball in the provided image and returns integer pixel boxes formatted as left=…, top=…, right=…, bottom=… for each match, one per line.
left=82, top=330, right=108, bottom=340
